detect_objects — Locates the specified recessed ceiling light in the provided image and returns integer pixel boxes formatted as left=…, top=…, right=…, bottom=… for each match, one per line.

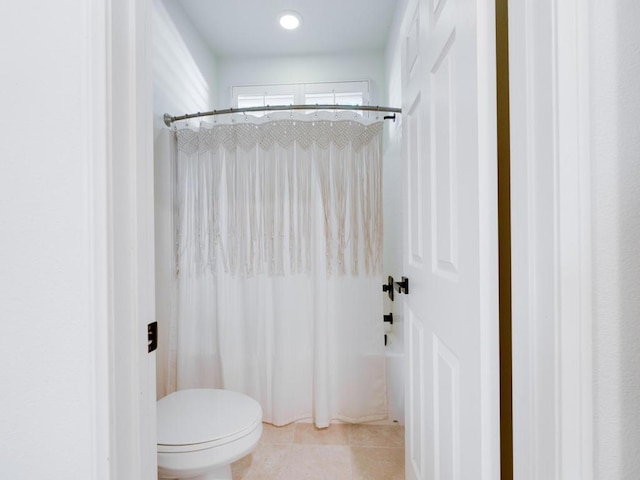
left=279, top=11, right=302, bottom=30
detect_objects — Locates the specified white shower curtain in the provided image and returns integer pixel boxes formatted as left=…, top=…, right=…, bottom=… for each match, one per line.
left=166, top=112, right=386, bottom=427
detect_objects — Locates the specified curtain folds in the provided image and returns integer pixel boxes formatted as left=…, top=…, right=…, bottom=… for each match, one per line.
left=167, top=112, right=386, bottom=427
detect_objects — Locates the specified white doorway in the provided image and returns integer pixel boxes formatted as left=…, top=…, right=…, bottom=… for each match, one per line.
left=111, top=1, right=597, bottom=479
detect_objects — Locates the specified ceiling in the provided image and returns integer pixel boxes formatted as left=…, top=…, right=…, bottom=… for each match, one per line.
left=176, top=0, right=400, bottom=58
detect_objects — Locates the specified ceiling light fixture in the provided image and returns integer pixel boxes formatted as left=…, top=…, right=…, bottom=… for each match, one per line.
left=279, top=11, right=302, bottom=30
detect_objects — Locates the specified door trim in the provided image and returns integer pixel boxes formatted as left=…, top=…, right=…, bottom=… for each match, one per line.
left=87, top=0, right=112, bottom=477
left=90, top=0, right=157, bottom=477
left=509, top=0, right=593, bottom=478
left=555, top=1, right=593, bottom=476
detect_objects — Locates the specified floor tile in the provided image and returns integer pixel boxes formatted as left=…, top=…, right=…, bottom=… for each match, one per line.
left=233, top=422, right=406, bottom=480
left=275, top=444, right=352, bottom=480
left=293, top=423, right=350, bottom=445
left=260, top=422, right=296, bottom=444
left=351, top=446, right=405, bottom=480
left=349, top=424, right=405, bottom=448
left=232, top=443, right=291, bottom=480
left=231, top=451, right=253, bottom=480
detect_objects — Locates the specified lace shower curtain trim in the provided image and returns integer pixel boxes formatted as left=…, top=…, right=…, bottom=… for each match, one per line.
left=174, top=113, right=384, bottom=277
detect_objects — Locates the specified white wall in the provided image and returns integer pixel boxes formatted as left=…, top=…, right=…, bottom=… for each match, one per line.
left=590, top=1, right=640, bottom=477
left=153, top=0, right=218, bottom=130
left=217, top=51, right=386, bottom=108
left=0, top=1, right=106, bottom=477
left=153, top=0, right=219, bottom=399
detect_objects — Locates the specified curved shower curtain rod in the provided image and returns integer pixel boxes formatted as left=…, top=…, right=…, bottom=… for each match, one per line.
left=163, top=104, right=402, bottom=127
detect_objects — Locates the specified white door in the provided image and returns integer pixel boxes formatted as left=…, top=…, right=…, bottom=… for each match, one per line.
left=401, top=0, right=500, bottom=478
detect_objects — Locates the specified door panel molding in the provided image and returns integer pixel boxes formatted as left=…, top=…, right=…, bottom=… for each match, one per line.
left=407, top=93, right=425, bottom=268
left=408, top=310, right=427, bottom=479
left=429, top=29, right=459, bottom=279
left=433, top=335, right=461, bottom=480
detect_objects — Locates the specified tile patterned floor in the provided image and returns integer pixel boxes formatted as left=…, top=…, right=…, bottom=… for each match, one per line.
left=232, top=423, right=405, bottom=480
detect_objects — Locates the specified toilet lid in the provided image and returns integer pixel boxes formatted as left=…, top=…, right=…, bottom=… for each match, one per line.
left=157, top=389, right=262, bottom=447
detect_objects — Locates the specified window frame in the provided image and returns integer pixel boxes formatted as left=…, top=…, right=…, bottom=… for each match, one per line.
left=232, top=80, right=371, bottom=109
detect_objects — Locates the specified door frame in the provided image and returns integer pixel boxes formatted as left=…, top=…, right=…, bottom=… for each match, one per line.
left=90, top=0, right=156, bottom=478
left=509, top=0, right=593, bottom=478
left=95, top=0, right=594, bottom=478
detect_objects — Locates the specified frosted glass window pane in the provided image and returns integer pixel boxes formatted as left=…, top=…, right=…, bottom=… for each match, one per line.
left=237, top=96, right=266, bottom=108
left=304, top=92, right=365, bottom=116
left=237, top=94, right=294, bottom=116
left=264, top=95, right=294, bottom=106
left=335, top=93, right=363, bottom=105
left=305, top=93, right=363, bottom=107
left=305, top=93, right=335, bottom=105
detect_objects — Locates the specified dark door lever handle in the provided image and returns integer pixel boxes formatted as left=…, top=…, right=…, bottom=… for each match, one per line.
left=395, top=277, right=409, bottom=295
left=382, top=275, right=394, bottom=301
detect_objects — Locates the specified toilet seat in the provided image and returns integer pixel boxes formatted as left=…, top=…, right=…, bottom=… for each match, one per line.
left=157, top=389, right=262, bottom=454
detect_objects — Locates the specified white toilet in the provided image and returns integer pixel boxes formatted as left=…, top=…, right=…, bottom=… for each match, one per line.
left=156, top=389, right=263, bottom=480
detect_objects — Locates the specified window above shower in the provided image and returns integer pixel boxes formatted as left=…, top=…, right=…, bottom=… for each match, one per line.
left=232, top=80, right=370, bottom=116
